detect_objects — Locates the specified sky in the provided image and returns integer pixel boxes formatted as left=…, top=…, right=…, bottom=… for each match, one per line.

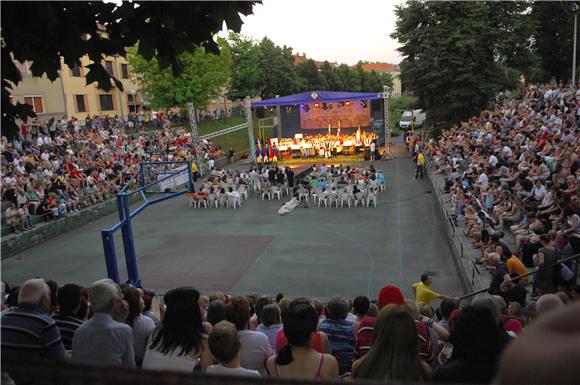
left=219, top=0, right=405, bottom=66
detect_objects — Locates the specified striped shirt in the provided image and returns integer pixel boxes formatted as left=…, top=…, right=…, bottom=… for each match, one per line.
left=53, top=314, right=84, bottom=350
left=319, top=319, right=357, bottom=375
left=1, top=304, right=65, bottom=361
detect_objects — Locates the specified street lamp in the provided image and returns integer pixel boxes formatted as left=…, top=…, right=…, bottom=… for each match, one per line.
left=129, top=90, right=137, bottom=113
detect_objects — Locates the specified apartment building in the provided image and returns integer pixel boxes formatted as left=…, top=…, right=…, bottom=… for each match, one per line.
left=9, top=55, right=142, bottom=123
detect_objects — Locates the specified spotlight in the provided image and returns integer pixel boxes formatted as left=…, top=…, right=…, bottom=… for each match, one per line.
left=345, top=101, right=351, bottom=106
left=314, top=103, right=320, bottom=109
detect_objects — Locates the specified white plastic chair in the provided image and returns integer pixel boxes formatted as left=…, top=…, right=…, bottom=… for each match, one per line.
left=366, top=188, right=378, bottom=208
left=261, top=188, right=272, bottom=200
left=339, top=191, right=351, bottom=208
left=227, top=195, right=238, bottom=209
left=317, top=191, right=328, bottom=207
left=271, top=186, right=282, bottom=200
left=353, top=192, right=364, bottom=207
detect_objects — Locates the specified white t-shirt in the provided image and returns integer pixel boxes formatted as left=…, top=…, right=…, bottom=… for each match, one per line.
left=370, top=142, right=376, bottom=152
left=489, top=154, right=498, bottom=167
left=503, top=146, right=512, bottom=158
left=206, top=364, right=261, bottom=377
left=132, top=315, right=156, bottom=362
left=142, top=342, right=201, bottom=373
left=238, top=330, right=272, bottom=375
left=478, top=173, right=489, bottom=189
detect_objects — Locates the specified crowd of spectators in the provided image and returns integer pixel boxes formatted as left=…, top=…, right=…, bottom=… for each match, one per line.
left=1, top=277, right=579, bottom=384
left=1, top=115, right=224, bottom=234
left=429, top=83, right=580, bottom=298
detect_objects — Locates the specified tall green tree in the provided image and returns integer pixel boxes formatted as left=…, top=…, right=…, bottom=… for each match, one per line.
left=530, top=1, right=578, bottom=83
left=257, top=37, right=301, bottom=98
left=366, top=70, right=393, bottom=92
left=1, top=1, right=257, bottom=138
left=336, top=64, right=358, bottom=91
left=391, top=1, right=534, bottom=125
left=227, top=32, right=262, bottom=100
left=128, top=40, right=231, bottom=110
left=320, top=61, right=344, bottom=91
left=296, top=59, right=327, bottom=91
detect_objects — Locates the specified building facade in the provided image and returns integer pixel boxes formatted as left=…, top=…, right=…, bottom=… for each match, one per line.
left=9, top=55, right=142, bottom=124
left=358, top=63, right=402, bottom=97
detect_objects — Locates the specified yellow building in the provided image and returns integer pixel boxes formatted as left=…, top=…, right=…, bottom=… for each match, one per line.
left=359, top=63, right=402, bottom=97
left=9, top=55, right=142, bottom=124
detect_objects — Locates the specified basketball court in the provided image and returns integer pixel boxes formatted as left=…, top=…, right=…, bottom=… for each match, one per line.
left=2, top=142, right=465, bottom=300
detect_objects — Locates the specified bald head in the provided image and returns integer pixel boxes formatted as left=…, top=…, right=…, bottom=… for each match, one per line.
left=536, top=294, right=563, bottom=316
left=18, top=279, right=50, bottom=311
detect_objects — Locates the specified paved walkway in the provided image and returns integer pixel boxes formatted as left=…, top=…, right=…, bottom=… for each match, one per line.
left=2, top=140, right=465, bottom=300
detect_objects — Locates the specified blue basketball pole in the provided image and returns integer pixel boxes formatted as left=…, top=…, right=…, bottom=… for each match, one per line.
left=120, top=194, right=141, bottom=287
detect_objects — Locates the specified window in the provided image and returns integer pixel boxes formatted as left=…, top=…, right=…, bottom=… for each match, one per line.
left=121, top=63, right=129, bottom=79
left=75, top=95, right=87, bottom=113
left=71, top=64, right=82, bottom=77
left=24, top=96, right=44, bottom=114
left=105, top=60, right=114, bottom=76
left=99, top=94, right=114, bottom=111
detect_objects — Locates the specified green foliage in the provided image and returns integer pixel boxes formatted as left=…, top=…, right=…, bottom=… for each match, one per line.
left=257, top=37, right=302, bottom=98
left=227, top=32, right=262, bottom=101
left=296, top=60, right=326, bottom=91
left=127, top=40, right=231, bottom=110
left=530, top=2, right=578, bottom=83
left=391, top=1, right=535, bottom=126
left=1, top=1, right=258, bottom=139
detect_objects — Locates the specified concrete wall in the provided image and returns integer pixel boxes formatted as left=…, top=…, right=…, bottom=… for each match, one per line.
left=1, top=199, right=120, bottom=259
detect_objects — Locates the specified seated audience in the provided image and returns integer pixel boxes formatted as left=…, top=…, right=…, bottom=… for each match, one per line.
left=207, top=320, right=261, bottom=377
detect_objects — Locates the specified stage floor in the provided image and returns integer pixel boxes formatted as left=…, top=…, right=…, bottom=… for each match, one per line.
left=2, top=142, right=465, bottom=300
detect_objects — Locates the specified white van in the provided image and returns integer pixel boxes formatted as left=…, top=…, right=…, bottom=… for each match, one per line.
left=399, top=109, right=426, bottom=130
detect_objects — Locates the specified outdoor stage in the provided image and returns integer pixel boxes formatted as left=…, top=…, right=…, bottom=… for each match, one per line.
left=251, top=90, right=387, bottom=163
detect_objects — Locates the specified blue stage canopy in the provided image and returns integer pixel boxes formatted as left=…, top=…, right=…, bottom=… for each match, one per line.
left=252, top=91, right=383, bottom=107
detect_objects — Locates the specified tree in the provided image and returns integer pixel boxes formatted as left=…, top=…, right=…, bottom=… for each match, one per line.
left=366, top=70, right=393, bottom=93
left=257, top=37, right=301, bottom=98
left=530, top=1, right=578, bottom=83
left=296, top=59, right=327, bottom=91
left=320, top=61, right=344, bottom=91
left=227, top=32, right=262, bottom=100
left=335, top=64, right=358, bottom=91
left=391, top=1, right=534, bottom=125
left=127, top=39, right=231, bottom=111
left=1, top=1, right=258, bottom=138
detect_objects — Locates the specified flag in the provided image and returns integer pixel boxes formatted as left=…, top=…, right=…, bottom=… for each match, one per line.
left=257, top=137, right=262, bottom=151
left=356, top=126, right=361, bottom=143
left=328, top=123, right=331, bottom=136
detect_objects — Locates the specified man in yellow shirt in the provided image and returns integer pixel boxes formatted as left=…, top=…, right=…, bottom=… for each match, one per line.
left=411, top=273, right=452, bottom=306
left=414, top=150, right=425, bottom=180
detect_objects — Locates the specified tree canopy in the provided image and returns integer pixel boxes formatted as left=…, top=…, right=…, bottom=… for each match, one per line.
left=127, top=40, right=231, bottom=110
left=1, top=1, right=258, bottom=138
left=391, top=1, right=536, bottom=125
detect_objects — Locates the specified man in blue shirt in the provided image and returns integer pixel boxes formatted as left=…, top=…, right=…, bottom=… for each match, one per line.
left=71, top=279, right=135, bottom=368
